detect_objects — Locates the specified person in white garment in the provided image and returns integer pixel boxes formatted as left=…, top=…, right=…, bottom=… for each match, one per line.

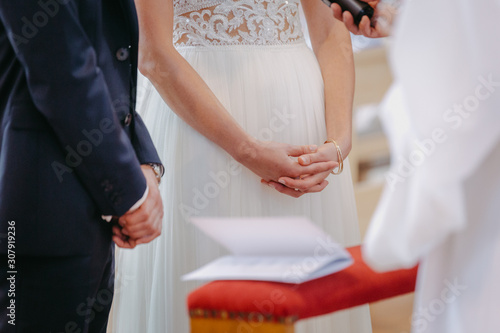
left=108, top=1, right=372, bottom=333
left=324, top=1, right=500, bottom=332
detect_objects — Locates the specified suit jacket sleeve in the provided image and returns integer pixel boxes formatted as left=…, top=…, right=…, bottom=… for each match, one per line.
left=131, top=112, right=163, bottom=167
left=0, top=1, right=151, bottom=216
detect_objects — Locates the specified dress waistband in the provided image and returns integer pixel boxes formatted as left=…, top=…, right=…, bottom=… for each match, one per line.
left=174, top=38, right=308, bottom=51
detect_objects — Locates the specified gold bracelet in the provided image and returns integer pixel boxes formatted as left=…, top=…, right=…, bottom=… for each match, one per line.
left=324, top=139, right=344, bottom=175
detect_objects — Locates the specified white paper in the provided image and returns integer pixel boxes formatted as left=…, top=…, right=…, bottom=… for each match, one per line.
left=183, top=217, right=353, bottom=283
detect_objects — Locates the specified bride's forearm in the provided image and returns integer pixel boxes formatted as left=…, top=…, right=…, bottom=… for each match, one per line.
left=302, top=2, right=355, bottom=158
left=316, top=24, right=354, bottom=157
left=139, top=46, right=256, bottom=162
left=135, top=0, right=255, bottom=163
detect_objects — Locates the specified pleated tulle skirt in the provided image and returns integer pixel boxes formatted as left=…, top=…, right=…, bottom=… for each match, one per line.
left=108, top=41, right=371, bottom=333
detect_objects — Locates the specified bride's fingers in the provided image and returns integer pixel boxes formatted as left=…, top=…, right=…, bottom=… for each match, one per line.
left=299, top=160, right=337, bottom=175
left=279, top=171, right=330, bottom=192
left=262, top=180, right=305, bottom=198
left=303, top=180, right=329, bottom=193
left=287, top=144, right=318, bottom=157
left=298, top=152, right=330, bottom=166
left=264, top=179, right=329, bottom=196
left=298, top=154, right=313, bottom=166
left=298, top=144, right=338, bottom=166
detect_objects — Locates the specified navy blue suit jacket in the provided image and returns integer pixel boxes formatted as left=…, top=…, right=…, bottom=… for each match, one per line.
left=0, top=0, right=162, bottom=256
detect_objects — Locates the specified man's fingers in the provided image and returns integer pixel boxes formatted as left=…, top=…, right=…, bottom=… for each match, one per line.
left=121, top=207, right=149, bottom=226
left=117, top=216, right=127, bottom=227
left=118, top=198, right=163, bottom=243
left=333, top=1, right=386, bottom=38
left=359, top=16, right=373, bottom=36
left=125, top=220, right=161, bottom=239
left=113, top=235, right=136, bottom=249
left=112, top=224, right=136, bottom=249
left=342, top=11, right=360, bottom=34
left=123, top=212, right=162, bottom=236
left=333, top=4, right=359, bottom=34
left=112, top=225, right=131, bottom=242
left=113, top=166, right=164, bottom=248
left=120, top=197, right=161, bottom=227
left=331, top=3, right=343, bottom=20
left=122, top=203, right=162, bottom=237
left=112, top=225, right=123, bottom=237
left=113, top=235, right=129, bottom=248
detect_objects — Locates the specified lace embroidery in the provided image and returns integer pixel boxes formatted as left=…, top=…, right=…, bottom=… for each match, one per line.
left=173, top=0, right=304, bottom=47
left=174, top=0, right=225, bottom=15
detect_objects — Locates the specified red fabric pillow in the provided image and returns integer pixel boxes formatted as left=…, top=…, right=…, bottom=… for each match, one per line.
left=188, top=246, right=418, bottom=322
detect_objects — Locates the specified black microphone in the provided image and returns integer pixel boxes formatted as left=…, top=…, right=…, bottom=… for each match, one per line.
left=322, top=0, right=374, bottom=26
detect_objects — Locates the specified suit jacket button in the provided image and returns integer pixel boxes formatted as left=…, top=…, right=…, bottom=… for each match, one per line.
left=116, top=47, right=129, bottom=61
left=124, top=114, right=132, bottom=126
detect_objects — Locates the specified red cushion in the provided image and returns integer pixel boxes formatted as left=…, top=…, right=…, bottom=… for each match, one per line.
left=187, top=246, right=418, bottom=321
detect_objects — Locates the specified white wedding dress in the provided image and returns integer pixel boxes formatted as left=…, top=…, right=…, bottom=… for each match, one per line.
left=108, top=1, right=371, bottom=332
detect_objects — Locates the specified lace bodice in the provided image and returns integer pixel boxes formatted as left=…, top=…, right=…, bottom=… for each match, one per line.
left=173, top=0, right=304, bottom=47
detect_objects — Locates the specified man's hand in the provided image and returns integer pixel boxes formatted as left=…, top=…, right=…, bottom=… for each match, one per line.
left=113, top=165, right=163, bottom=248
left=331, top=1, right=393, bottom=38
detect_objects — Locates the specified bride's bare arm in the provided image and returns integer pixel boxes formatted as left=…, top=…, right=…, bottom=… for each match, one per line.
left=303, top=1, right=355, bottom=155
left=269, top=1, right=355, bottom=193
left=134, top=0, right=336, bottom=182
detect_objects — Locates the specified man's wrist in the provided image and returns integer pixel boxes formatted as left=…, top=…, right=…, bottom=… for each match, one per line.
left=146, top=163, right=164, bottom=185
left=128, top=186, right=149, bottom=212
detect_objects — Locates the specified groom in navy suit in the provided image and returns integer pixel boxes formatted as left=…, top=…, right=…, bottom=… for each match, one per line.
left=0, top=0, right=163, bottom=332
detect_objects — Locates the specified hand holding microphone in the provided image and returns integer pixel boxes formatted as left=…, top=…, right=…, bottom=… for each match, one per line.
left=324, top=0, right=395, bottom=38
left=322, top=0, right=374, bottom=25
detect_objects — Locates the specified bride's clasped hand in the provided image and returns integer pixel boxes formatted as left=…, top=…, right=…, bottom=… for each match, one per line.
left=261, top=141, right=346, bottom=198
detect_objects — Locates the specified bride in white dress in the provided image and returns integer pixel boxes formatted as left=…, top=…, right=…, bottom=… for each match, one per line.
left=109, top=1, right=371, bottom=332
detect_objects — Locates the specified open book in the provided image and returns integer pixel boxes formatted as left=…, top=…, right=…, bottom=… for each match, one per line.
left=182, top=217, right=353, bottom=284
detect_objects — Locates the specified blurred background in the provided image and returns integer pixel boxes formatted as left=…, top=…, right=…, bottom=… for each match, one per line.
left=349, top=35, right=413, bottom=333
